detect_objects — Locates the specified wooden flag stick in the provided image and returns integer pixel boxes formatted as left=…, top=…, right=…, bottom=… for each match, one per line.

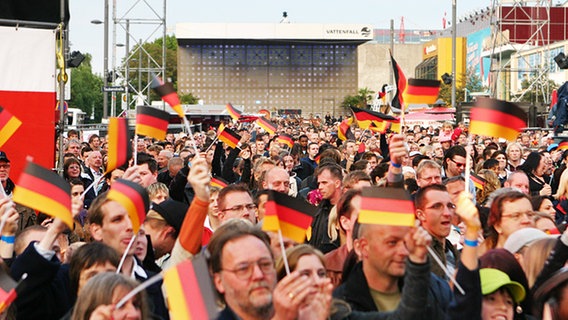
left=463, top=135, right=473, bottom=195
left=117, top=235, right=137, bottom=274
left=427, top=246, right=465, bottom=295
left=115, top=272, right=164, bottom=310
left=278, top=229, right=291, bottom=275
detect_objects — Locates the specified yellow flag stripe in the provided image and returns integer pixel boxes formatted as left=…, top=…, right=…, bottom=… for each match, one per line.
left=0, top=117, right=22, bottom=147
left=358, top=210, right=415, bottom=227
left=280, top=221, right=309, bottom=243
left=136, top=124, right=167, bottom=141
left=164, top=268, right=191, bottom=320
left=13, top=187, right=73, bottom=228
left=470, top=120, right=519, bottom=141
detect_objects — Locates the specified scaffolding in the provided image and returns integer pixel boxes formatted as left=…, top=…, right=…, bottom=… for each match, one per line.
left=488, top=0, right=552, bottom=105
left=111, top=0, right=166, bottom=115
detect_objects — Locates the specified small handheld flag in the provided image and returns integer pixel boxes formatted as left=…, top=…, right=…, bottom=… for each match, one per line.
left=13, top=161, right=73, bottom=228
left=471, top=173, right=486, bottom=190
left=135, top=106, right=170, bottom=141
left=150, top=76, right=184, bottom=118
left=0, top=106, right=22, bottom=148
left=277, top=134, right=294, bottom=149
left=107, top=179, right=150, bottom=233
left=218, top=127, right=241, bottom=149
left=263, top=191, right=315, bottom=243
left=106, top=117, right=132, bottom=173
left=225, top=103, right=243, bottom=121
left=403, top=79, right=441, bottom=104
left=256, top=117, right=277, bottom=135
left=0, top=267, right=17, bottom=314
left=210, top=177, right=229, bottom=189
left=469, top=98, right=527, bottom=141
left=338, top=117, right=355, bottom=141
left=163, top=255, right=219, bottom=320
left=358, top=187, right=415, bottom=227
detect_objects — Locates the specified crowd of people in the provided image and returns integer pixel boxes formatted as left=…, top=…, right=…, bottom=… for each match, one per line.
left=1, top=115, right=568, bottom=319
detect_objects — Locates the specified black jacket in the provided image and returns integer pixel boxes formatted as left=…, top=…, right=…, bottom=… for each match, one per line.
left=334, top=261, right=453, bottom=319
left=307, top=199, right=339, bottom=254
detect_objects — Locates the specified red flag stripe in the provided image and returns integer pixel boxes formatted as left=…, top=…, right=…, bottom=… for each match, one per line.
left=360, top=197, right=415, bottom=213
left=405, top=85, right=440, bottom=96
left=136, top=113, right=169, bottom=128
left=178, top=261, right=209, bottom=319
left=470, top=108, right=527, bottom=130
left=271, top=202, right=313, bottom=228
left=18, top=172, right=70, bottom=207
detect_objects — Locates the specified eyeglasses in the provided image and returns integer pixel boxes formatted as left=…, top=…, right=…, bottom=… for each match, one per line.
left=425, top=202, right=456, bottom=212
left=0, top=164, right=10, bottom=169
left=502, top=211, right=535, bottom=220
left=222, top=203, right=257, bottom=213
left=449, top=158, right=466, bottom=168
left=222, top=258, right=275, bottom=280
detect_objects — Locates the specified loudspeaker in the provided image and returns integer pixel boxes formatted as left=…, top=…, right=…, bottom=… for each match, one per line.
left=554, top=52, right=568, bottom=70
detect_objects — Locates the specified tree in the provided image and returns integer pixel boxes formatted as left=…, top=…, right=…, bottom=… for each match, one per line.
left=516, top=77, right=557, bottom=105
left=341, top=87, right=375, bottom=110
left=125, top=35, right=178, bottom=103
left=70, top=54, right=104, bottom=123
left=438, top=74, right=465, bottom=107
left=179, top=91, right=199, bottom=104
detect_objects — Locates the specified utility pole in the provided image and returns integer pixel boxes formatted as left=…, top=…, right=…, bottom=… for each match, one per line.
left=451, top=0, right=457, bottom=109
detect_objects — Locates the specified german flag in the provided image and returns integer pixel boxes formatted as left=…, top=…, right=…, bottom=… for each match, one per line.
left=338, top=117, right=355, bottom=141
left=107, top=179, right=149, bottom=233
left=358, top=187, right=415, bottom=227
left=368, top=121, right=389, bottom=134
left=277, top=134, right=294, bottom=149
left=106, top=117, right=131, bottom=173
left=150, top=76, right=185, bottom=118
left=225, top=103, right=243, bottom=121
left=350, top=106, right=399, bottom=132
left=163, top=254, right=219, bottom=320
left=469, top=98, right=527, bottom=141
left=210, top=177, right=228, bottom=189
left=217, top=123, right=225, bottom=135
left=218, top=127, right=241, bottom=149
left=263, top=191, right=315, bottom=243
left=0, top=267, right=17, bottom=314
left=13, top=161, right=73, bottom=228
left=471, top=173, right=486, bottom=190
left=257, top=117, right=277, bottom=135
left=0, top=106, right=22, bottom=148
left=390, top=51, right=407, bottom=111
left=558, top=140, right=568, bottom=151
left=403, top=79, right=441, bottom=104
left=135, top=106, right=170, bottom=141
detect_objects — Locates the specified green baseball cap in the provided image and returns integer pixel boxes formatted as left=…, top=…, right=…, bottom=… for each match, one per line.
left=480, top=268, right=526, bottom=304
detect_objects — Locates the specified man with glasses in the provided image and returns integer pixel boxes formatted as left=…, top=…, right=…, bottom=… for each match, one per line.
left=0, top=151, right=37, bottom=231
left=0, top=151, right=13, bottom=195
left=415, top=184, right=459, bottom=279
left=217, top=183, right=257, bottom=224
left=416, top=160, right=443, bottom=189
left=208, top=222, right=323, bottom=320
left=442, top=145, right=476, bottom=199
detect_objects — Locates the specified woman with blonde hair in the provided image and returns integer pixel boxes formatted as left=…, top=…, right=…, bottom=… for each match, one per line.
left=520, top=237, right=556, bottom=288
left=476, top=169, right=501, bottom=206
left=71, top=272, right=149, bottom=320
left=553, top=169, right=568, bottom=224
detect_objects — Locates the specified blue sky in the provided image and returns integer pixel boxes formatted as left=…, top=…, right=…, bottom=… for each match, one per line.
left=69, top=0, right=491, bottom=74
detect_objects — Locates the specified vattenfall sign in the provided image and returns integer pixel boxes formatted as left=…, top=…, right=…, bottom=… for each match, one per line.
left=323, top=26, right=373, bottom=39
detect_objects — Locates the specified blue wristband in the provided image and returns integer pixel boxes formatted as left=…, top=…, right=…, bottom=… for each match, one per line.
left=390, top=161, right=402, bottom=168
left=1, top=235, right=15, bottom=244
left=464, top=238, right=478, bottom=247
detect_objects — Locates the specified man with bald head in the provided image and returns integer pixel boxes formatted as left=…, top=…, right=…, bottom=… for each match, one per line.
left=504, top=171, right=530, bottom=194
left=262, top=167, right=291, bottom=195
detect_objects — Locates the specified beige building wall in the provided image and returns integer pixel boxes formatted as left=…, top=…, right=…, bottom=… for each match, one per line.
left=358, top=43, right=424, bottom=98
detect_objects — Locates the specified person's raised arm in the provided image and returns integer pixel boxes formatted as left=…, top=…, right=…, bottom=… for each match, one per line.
left=0, top=199, right=18, bottom=260
left=386, top=134, right=406, bottom=187
left=177, top=156, right=210, bottom=255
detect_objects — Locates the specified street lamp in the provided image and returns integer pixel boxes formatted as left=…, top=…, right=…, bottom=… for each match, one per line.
left=91, top=0, right=109, bottom=119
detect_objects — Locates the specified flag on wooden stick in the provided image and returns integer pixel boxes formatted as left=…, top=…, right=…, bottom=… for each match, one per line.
left=107, top=179, right=150, bottom=233
left=263, top=191, right=315, bottom=243
left=469, top=98, right=527, bottom=141
left=106, top=117, right=131, bottom=173
left=150, top=76, right=184, bottom=118
left=358, top=187, right=415, bottom=227
left=218, top=127, right=241, bottom=149
left=135, top=106, right=170, bottom=141
left=225, top=103, right=243, bottom=121
left=403, top=78, right=441, bottom=104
